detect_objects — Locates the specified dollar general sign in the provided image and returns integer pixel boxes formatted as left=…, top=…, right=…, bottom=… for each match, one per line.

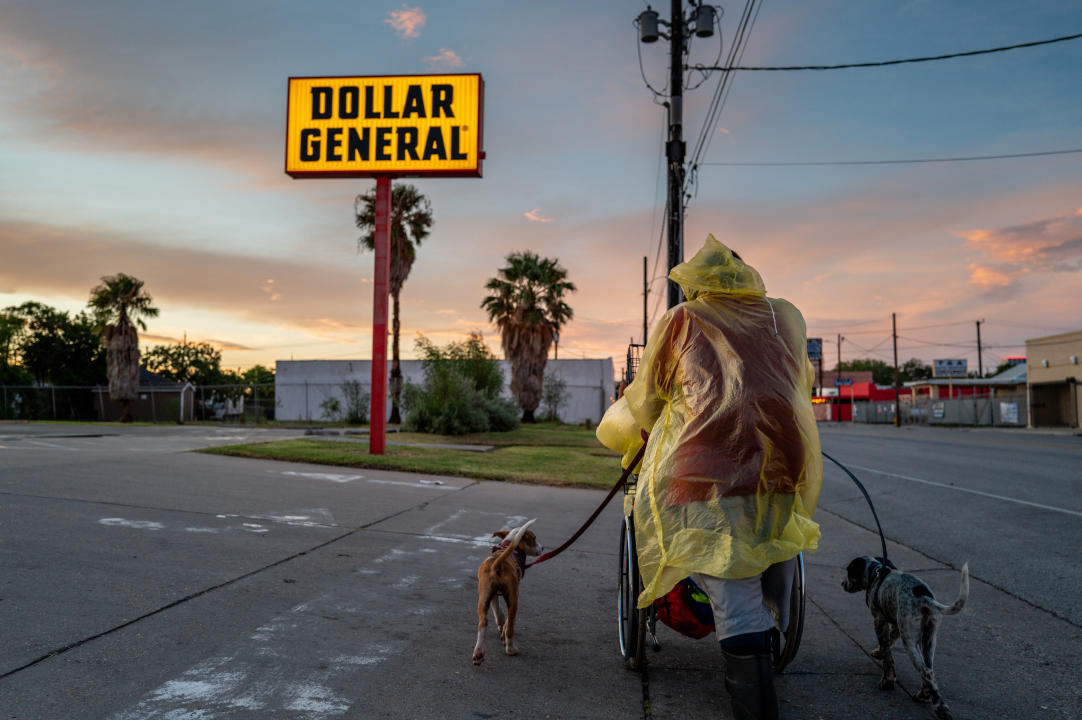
left=286, top=74, right=484, bottom=177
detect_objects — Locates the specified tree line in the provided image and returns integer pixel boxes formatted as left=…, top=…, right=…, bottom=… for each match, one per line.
left=1, top=279, right=274, bottom=421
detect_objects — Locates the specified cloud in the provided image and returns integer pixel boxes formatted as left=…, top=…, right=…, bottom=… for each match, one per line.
left=0, top=219, right=376, bottom=337
left=716, top=127, right=731, bottom=134
left=422, top=48, right=464, bottom=70
left=966, top=263, right=1015, bottom=289
left=959, top=210, right=1082, bottom=290
left=524, top=208, right=553, bottom=223
left=386, top=4, right=426, bottom=39
left=140, top=333, right=253, bottom=351
left=259, top=278, right=280, bottom=302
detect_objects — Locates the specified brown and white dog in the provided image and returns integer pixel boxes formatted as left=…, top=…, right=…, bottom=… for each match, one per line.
left=472, top=519, right=540, bottom=666
left=842, top=556, right=969, bottom=720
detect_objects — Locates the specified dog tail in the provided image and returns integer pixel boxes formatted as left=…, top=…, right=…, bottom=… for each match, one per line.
left=493, top=518, right=537, bottom=567
left=926, top=562, right=969, bottom=615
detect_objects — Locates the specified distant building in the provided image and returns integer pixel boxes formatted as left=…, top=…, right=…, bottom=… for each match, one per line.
left=96, top=368, right=195, bottom=423
left=905, top=362, right=1028, bottom=400
left=1026, top=330, right=1082, bottom=429
left=275, top=358, right=614, bottom=426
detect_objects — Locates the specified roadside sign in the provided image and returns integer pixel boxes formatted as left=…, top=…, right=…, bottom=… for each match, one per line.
left=933, top=358, right=967, bottom=378
left=807, top=337, right=822, bottom=359
left=834, top=377, right=853, bottom=386
left=284, top=73, right=485, bottom=456
left=286, top=74, right=484, bottom=178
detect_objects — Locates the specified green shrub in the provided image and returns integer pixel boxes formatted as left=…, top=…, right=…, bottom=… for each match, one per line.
left=403, top=333, right=520, bottom=435
left=319, top=381, right=370, bottom=424
left=341, top=380, right=370, bottom=424
left=538, top=371, right=570, bottom=423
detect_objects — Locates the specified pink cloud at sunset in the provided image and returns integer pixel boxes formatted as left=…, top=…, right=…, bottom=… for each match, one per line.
left=959, top=210, right=1082, bottom=291
left=386, top=5, right=427, bottom=40
left=423, top=49, right=465, bottom=70
left=524, top=208, right=553, bottom=223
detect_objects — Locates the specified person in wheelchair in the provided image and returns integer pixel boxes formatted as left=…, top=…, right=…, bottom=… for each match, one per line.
left=598, top=235, right=822, bottom=720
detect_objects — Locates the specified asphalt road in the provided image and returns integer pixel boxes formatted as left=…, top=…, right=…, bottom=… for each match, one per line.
left=1, top=422, right=1079, bottom=719
left=816, top=423, right=1082, bottom=626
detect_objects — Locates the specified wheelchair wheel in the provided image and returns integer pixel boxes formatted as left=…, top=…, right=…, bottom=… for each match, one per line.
left=771, top=552, right=806, bottom=674
left=617, top=513, right=647, bottom=670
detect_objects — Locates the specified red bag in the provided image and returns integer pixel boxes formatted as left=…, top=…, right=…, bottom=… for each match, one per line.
left=653, top=578, right=715, bottom=639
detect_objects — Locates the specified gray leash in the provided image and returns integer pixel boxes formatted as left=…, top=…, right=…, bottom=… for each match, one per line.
left=822, top=451, right=889, bottom=562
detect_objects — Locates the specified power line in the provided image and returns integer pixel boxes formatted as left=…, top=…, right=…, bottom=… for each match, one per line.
left=985, top=320, right=1078, bottom=333
left=686, top=0, right=761, bottom=198
left=700, top=147, right=1082, bottom=167
left=690, top=31, right=1082, bottom=72
left=897, top=335, right=978, bottom=349
left=898, top=320, right=976, bottom=332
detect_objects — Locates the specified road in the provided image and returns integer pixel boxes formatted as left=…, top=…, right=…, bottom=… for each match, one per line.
left=1, top=422, right=1079, bottom=719
left=816, top=423, right=1082, bottom=626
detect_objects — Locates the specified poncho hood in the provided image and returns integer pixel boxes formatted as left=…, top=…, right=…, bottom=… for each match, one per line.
left=668, top=234, right=766, bottom=300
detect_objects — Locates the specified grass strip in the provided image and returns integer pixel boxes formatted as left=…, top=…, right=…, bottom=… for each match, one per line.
left=200, top=434, right=622, bottom=489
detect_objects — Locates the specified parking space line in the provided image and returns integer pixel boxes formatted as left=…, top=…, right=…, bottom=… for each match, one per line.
left=843, top=463, right=1082, bottom=518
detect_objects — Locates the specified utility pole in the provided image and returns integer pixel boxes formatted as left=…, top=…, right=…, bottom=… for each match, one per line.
left=892, top=313, right=900, bottom=427
left=976, top=320, right=984, bottom=377
left=637, top=2, right=717, bottom=309
left=836, top=333, right=844, bottom=423
left=643, top=256, right=649, bottom=344
left=666, top=0, right=686, bottom=310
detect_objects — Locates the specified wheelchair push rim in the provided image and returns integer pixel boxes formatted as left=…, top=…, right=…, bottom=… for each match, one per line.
left=617, top=514, right=647, bottom=669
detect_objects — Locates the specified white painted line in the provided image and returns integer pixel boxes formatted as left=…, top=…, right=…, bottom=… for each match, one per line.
left=110, top=549, right=421, bottom=718
left=365, top=477, right=460, bottom=490
left=842, top=463, right=1082, bottom=519
left=25, top=439, right=77, bottom=451
left=98, top=518, right=165, bottom=530
left=279, top=470, right=362, bottom=483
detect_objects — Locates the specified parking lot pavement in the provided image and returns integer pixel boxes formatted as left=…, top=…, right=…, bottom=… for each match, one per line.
left=2, top=426, right=1079, bottom=718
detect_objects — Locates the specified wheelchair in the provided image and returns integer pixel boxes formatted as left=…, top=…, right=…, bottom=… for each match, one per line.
left=617, top=482, right=805, bottom=673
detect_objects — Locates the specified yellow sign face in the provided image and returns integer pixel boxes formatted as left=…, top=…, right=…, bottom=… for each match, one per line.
left=285, top=74, right=484, bottom=178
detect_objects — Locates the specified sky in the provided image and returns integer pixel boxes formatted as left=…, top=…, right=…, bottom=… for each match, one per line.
left=1, top=0, right=1080, bottom=377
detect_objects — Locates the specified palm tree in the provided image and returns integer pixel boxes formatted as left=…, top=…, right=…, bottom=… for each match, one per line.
left=482, top=251, right=575, bottom=423
left=88, top=274, right=159, bottom=422
left=355, top=183, right=433, bottom=424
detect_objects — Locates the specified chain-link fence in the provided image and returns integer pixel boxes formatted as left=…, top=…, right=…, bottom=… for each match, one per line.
left=0, top=383, right=276, bottom=423
left=851, top=391, right=1028, bottom=427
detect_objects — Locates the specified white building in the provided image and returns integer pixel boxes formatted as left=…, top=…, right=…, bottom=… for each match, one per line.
left=275, top=358, right=615, bottom=425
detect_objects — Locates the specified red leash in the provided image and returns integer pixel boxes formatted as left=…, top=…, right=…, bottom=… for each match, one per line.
left=525, top=435, right=648, bottom=570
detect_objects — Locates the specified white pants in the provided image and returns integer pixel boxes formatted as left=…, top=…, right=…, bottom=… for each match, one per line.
left=692, top=556, right=797, bottom=641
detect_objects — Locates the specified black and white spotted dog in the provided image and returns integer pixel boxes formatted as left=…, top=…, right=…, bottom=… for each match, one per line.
left=842, top=556, right=969, bottom=720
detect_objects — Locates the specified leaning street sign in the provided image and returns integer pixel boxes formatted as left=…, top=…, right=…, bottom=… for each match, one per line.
left=285, top=73, right=484, bottom=178
left=807, top=337, right=822, bottom=359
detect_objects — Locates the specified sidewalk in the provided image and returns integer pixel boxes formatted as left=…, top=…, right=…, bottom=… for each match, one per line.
left=640, top=508, right=1081, bottom=719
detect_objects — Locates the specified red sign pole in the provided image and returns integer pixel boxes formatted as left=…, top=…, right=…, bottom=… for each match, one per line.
left=370, top=175, right=391, bottom=454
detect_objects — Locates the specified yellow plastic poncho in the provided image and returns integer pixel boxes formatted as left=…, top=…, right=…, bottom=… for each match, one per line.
left=598, top=235, right=822, bottom=609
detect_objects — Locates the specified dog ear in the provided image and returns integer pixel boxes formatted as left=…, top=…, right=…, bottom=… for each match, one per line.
left=519, top=530, right=540, bottom=556
left=492, top=530, right=510, bottom=540
left=846, top=556, right=868, bottom=582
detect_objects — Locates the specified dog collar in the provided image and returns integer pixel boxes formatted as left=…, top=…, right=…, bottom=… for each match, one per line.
left=867, top=562, right=892, bottom=611
left=869, top=563, right=892, bottom=587
left=491, top=540, right=528, bottom=577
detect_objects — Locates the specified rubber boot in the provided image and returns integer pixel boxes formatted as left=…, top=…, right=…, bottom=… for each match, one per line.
left=722, top=649, right=779, bottom=720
